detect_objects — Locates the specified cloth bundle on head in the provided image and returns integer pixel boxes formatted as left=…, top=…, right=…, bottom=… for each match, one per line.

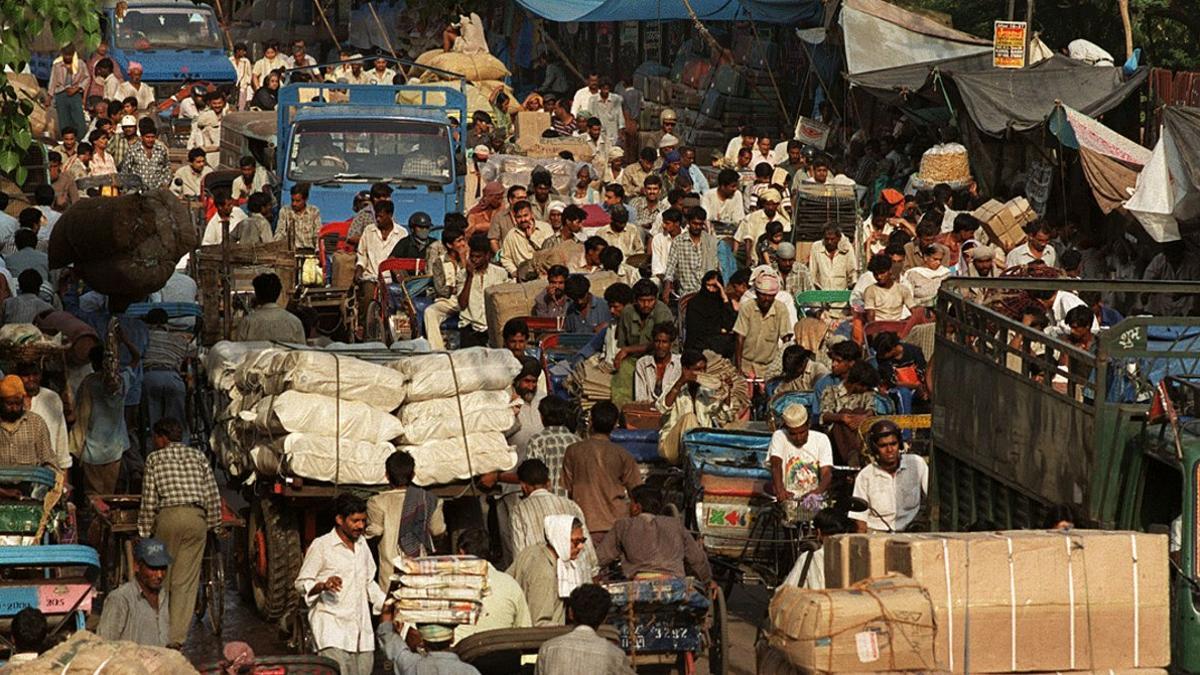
left=607, top=147, right=624, bottom=161
left=221, top=642, right=255, bottom=675
left=782, top=403, right=809, bottom=427
left=0, top=375, right=25, bottom=398
left=548, top=201, right=566, bottom=214
left=775, top=242, right=796, bottom=260
left=127, top=61, right=143, bottom=72
left=970, top=245, right=995, bottom=261
left=753, top=269, right=781, bottom=295
left=544, top=514, right=587, bottom=598
left=760, top=188, right=782, bottom=204
left=576, top=162, right=597, bottom=182
left=473, top=145, right=491, bottom=159
left=658, top=134, right=679, bottom=149
left=418, top=624, right=454, bottom=644
left=881, top=188, right=905, bottom=216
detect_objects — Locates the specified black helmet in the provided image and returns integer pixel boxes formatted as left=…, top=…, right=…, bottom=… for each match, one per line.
left=408, top=211, right=433, bottom=229
left=866, top=419, right=904, bottom=451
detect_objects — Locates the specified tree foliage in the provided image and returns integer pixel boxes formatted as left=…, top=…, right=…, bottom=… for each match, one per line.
left=0, top=0, right=100, bottom=184
left=894, top=0, right=1200, bottom=71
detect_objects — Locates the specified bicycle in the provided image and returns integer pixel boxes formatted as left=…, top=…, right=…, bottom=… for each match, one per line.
left=195, top=528, right=227, bottom=636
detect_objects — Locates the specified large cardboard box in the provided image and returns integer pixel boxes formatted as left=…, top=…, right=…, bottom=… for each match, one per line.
left=883, top=530, right=1168, bottom=673
left=971, top=197, right=1035, bottom=253
left=848, top=534, right=892, bottom=584
left=514, top=111, right=550, bottom=143
left=767, top=575, right=937, bottom=672
left=823, top=535, right=854, bottom=589
left=516, top=136, right=594, bottom=162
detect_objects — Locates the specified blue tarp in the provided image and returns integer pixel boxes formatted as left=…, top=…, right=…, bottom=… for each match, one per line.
left=515, top=0, right=821, bottom=25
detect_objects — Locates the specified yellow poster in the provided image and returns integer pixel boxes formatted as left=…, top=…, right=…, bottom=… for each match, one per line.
left=993, top=20, right=1027, bottom=69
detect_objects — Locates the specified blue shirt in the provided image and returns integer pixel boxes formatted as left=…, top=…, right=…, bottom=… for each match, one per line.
left=79, top=368, right=134, bottom=465
left=564, top=295, right=609, bottom=334
left=812, top=374, right=839, bottom=414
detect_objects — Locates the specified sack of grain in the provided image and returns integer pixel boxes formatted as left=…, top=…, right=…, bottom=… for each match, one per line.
left=8, top=630, right=200, bottom=675
left=400, top=431, right=518, bottom=486
left=393, top=347, right=521, bottom=402
left=263, top=433, right=396, bottom=485
left=48, top=189, right=196, bottom=298
left=416, top=49, right=509, bottom=82
left=483, top=280, right=545, bottom=347
left=398, top=390, right=516, bottom=443
left=238, top=390, right=405, bottom=443
left=235, top=349, right=408, bottom=411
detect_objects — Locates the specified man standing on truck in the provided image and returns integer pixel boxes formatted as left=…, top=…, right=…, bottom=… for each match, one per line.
left=296, top=493, right=386, bottom=675
left=848, top=420, right=928, bottom=533
left=47, top=45, right=88, bottom=141
left=137, top=417, right=221, bottom=647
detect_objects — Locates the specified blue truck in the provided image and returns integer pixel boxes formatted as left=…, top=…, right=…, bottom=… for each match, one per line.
left=222, top=79, right=468, bottom=226
left=33, top=0, right=235, bottom=96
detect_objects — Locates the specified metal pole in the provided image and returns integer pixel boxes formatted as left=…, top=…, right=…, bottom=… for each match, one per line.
left=1024, top=0, right=1035, bottom=64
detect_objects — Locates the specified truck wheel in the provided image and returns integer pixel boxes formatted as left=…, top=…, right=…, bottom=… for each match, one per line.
left=248, top=498, right=301, bottom=621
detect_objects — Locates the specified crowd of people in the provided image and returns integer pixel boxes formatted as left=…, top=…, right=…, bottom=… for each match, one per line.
left=5, top=22, right=1198, bottom=674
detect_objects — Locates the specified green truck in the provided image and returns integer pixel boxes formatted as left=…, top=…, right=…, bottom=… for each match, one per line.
left=932, top=277, right=1200, bottom=670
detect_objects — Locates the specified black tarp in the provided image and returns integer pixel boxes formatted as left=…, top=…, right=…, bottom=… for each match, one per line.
left=953, top=56, right=1148, bottom=136
left=1164, top=106, right=1200, bottom=194
left=847, top=51, right=993, bottom=105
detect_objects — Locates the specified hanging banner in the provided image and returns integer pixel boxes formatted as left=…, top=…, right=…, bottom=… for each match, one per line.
left=993, top=20, right=1027, bottom=69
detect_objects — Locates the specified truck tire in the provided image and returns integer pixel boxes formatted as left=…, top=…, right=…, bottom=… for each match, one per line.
left=248, top=498, right=301, bottom=622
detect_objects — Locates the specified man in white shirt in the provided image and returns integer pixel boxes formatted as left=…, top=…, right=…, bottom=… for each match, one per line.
left=700, top=169, right=747, bottom=230
left=364, top=58, right=397, bottom=85
left=295, top=493, right=384, bottom=675
left=354, top=200, right=406, bottom=294
left=187, top=89, right=226, bottom=167
left=1005, top=221, right=1058, bottom=268
left=171, top=148, right=212, bottom=199
left=115, top=62, right=155, bottom=111
left=768, top=404, right=833, bottom=505
left=499, top=201, right=552, bottom=277
left=651, top=208, right=683, bottom=280
left=15, top=362, right=70, bottom=469
left=724, top=128, right=758, bottom=164
left=200, top=191, right=247, bottom=245
left=586, top=78, right=623, bottom=146
left=459, top=233, right=509, bottom=347
left=849, top=420, right=928, bottom=533
left=570, top=72, right=600, bottom=117
left=287, top=39, right=319, bottom=75
left=808, top=225, right=857, bottom=291
left=231, top=157, right=269, bottom=200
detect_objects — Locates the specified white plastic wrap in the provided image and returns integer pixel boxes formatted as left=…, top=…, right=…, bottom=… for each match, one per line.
left=238, top=390, right=405, bottom=443
left=391, top=347, right=520, bottom=402
left=206, top=340, right=273, bottom=389
left=400, top=432, right=518, bottom=486
left=235, top=349, right=407, bottom=410
left=276, top=433, right=397, bottom=485
left=398, top=390, right=515, bottom=443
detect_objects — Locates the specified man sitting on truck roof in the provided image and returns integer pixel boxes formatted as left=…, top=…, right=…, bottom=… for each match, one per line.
left=849, top=420, right=928, bottom=533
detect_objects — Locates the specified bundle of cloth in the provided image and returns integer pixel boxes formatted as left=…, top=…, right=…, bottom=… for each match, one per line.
left=211, top=344, right=407, bottom=484
left=391, top=555, right=490, bottom=625
left=389, top=348, right=521, bottom=486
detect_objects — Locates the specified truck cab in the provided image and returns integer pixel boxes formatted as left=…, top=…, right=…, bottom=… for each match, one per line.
left=931, top=278, right=1200, bottom=670
left=276, top=82, right=467, bottom=227
left=34, top=0, right=235, bottom=94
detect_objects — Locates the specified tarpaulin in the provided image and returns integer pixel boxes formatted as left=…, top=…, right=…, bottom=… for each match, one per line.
left=515, top=0, right=820, bottom=25
left=848, top=51, right=993, bottom=103
left=1126, top=106, right=1200, bottom=242
left=1048, top=104, right=1151, bottom=214
left=952, top=55, right=1148, bottom=136
left=840, top=0, right=990, bottom=77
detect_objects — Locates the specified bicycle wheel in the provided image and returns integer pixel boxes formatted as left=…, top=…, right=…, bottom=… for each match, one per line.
left=207, top=534, right=226, bottom=635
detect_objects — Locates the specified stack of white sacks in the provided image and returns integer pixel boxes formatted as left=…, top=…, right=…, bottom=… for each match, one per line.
left=206, top=344, right=521, bottom=487
left=391, top=555, right=490, bottom=625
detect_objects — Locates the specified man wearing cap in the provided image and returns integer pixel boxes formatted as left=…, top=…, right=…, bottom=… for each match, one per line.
left=733, top=271, right=793, bottom=379
left=110, top=115, right=139, bottom=168
left=115, top=62, right=156, bottom=111
left=961, top=244, right=999, bottom=303
left=848, top=420, right=928, bottom=533
left=97, top=538, right=171, bottom=646
left=646, top=108, right=677, bottom=153
left=378, top=617, right=481, bottom=674
left=391, top=211, right=435, bottom=260
left=774, top=243, right=813, bottom=295
left=619, top=147, right=656, bottom=198
left=735, top=187, right=790, bottom=255
left=0, top=375, right=55, bottom=468
left=769, top=404, right=833, bottom=504
left=138, top=417, right=220, bottom=646
left=119, top=118, right=172, bottom=189
left=465, top=144, right=491, bottom=210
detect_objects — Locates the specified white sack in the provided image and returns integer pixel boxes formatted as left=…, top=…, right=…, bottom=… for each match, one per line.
left=391, top=347, right=521, bottom=402
left=239, top=390, right=405, bottom=443
left=235, top=349, right=408, bottom=410
left=401, top=432, right=517, bottom=486
left=398, top=390, right=515, bottom=443
left=278, top=433, right=396, bottom=485
left=207, top=340, right=273, bottom=389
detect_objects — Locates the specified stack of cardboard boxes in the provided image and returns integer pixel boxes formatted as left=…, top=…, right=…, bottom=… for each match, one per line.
left=970, top=197, right=1038, bottom=254
left=762, top=530, right=1169, bottom=674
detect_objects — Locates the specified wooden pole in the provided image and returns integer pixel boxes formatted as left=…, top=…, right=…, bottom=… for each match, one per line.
left=530, top=15, right=586, bottom=85
left=314, top=0, right=342, bottom=52
left=1118, top=0, right=1134, bottom=60
left=212, top=0, right=235, bottom=52
left=1007, top=0, right=1016, bottom=20
left=1024, top=0, right=1035, bottom=65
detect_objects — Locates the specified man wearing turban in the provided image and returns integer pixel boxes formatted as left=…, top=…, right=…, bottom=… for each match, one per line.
left=732, top=270, right=794, bottom=379
left=0, top=375, right=55, bottom=467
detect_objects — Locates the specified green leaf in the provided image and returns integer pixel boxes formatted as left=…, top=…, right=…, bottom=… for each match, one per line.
left=12, top=127, right=31, bottom=151
left=14, top=166, right=26, bottom=187
left=0, top=150, right=19, bottom=174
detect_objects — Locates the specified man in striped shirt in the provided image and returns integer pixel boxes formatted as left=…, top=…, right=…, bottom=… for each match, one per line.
left=507, top=459, right=596, bottom=575
left=522, top=397, right=580, bottom=496
left=142, top=309, right=194, bottom=442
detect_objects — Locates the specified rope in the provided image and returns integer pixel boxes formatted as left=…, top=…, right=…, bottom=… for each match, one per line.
left=443, top=352, right=476, bottom=492
left=741, top=5, right=792, bottom=129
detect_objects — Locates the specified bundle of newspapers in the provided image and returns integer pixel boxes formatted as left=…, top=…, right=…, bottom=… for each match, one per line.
left=391, top=555, right=490, bottom=625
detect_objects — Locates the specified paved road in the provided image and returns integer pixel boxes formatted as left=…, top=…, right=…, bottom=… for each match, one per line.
left=179, top=582, right=771, bottom=673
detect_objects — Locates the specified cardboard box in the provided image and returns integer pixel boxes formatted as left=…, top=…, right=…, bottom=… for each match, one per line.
left=971, top=197, right=1035, bottom=253
left=514, top=111, right=550, bottom=142
left=848, top=534, right=892, bottom=584
left=768, top=574, right=937, bottom=672
left=516, top=136, right=594, bottom=162
left=883, top=530, right=1169, bottom=673
left=823, top=535, right=853, bottom=589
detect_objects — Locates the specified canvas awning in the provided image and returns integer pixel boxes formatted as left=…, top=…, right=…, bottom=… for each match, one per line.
left=1049, top=104, right=1150, bottom=214
left=1125, top=106, right=1200, bottom=242
left=839, top=0, right=990, bottom=76
left=515, top=0, right=820, bottom=25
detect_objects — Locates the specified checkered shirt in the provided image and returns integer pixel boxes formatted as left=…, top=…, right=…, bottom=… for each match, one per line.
left=138, top=442, right=221, bottom=537
left=524, top=426, right=581, bottom=496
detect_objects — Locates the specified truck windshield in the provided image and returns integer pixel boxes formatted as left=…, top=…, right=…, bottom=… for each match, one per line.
left=114, top=7, right=223, bottom=51
left=287, top=119, right=453, bottom=185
